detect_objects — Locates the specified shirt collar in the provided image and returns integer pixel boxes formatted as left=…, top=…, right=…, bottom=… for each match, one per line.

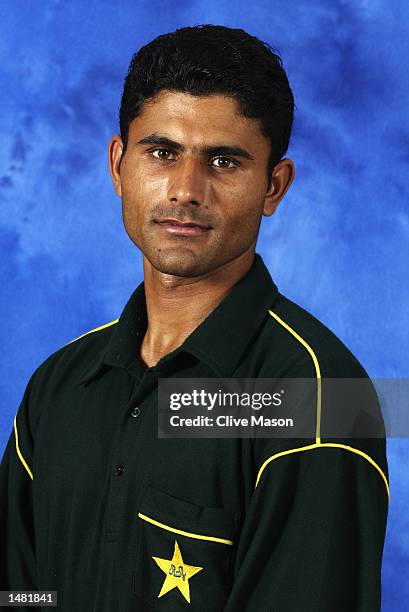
left=77, top=282, right=147, bottom=385
left=181, top=253, right=278, bottom=376
left=78, top=253, right=278, bottom=384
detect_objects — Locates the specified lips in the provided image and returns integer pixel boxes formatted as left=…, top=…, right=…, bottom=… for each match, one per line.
left=154, top=218, right=212, bottom=236
left=156, top=218, right=211, bottom=229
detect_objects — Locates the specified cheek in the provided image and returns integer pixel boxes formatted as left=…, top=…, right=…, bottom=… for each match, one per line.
left=121, top=163, right=143, bottom=199
left=120, top=167, right=150, bottom=224
left=222, top=188, right=264, bottom=234
left=122, top=156, right=167, bottom=193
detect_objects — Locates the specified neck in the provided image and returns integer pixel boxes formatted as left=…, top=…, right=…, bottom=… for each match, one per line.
left=139, top=248, right=256, bottom=367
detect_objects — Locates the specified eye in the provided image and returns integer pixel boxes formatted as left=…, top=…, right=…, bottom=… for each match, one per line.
left=210, top=156, right=238, bottom=169
left=150, top=148, right=176, bottom=161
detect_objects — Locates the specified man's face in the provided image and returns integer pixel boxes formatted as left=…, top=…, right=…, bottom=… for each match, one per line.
left=111, top=90, right=280, bottom=277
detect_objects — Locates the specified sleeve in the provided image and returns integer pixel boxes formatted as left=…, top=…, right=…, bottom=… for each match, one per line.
left=0, top=376, right=38, bottom=590
left=223, top=436, right=389, bottom=612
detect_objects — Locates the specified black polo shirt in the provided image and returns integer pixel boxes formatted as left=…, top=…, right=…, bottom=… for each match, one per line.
left=0, top=253, right=389, bottom=611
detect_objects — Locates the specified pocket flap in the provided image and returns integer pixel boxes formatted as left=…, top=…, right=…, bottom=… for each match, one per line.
left=138, top=485, right=236, bottom=545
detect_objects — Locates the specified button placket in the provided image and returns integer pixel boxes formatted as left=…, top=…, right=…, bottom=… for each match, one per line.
left=104, top=372, right=135, bottom=542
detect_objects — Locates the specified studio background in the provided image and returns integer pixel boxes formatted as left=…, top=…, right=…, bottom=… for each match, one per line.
left=0, top=1, right=408, bottom=609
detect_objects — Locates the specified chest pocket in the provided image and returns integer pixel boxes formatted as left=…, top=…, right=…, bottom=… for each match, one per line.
left=133, top=484, right=236, bottom=610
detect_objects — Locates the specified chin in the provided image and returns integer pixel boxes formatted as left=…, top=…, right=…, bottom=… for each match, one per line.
left=147, top=248, right=213, bottom=278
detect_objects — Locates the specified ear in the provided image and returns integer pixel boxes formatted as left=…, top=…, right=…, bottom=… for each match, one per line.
left=262, top=158, right=295, bottom=217
left=108, top=134, right=124, bottom=197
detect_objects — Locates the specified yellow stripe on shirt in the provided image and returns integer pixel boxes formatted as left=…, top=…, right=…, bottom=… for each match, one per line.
left=67, top=319, right=119, bottom=345
left=13, top=414, right=33, bottom=481
left=268, top=310, right=322, bottom=444
left=255, top=442, right=390, bottom=501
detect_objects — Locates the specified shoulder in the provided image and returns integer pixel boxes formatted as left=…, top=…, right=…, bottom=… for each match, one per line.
left=13, top=318, right=119, bottom=445
left=25, top=318, right=119, bottom=406
left=257, top=291, right=369, bottom=378
left=66, top=318, right=119, bottom=346
left=252, top=293, right=389, bottom=500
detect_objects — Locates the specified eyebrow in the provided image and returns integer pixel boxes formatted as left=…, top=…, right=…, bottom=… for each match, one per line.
left=136, top=134, right=255, bottom=161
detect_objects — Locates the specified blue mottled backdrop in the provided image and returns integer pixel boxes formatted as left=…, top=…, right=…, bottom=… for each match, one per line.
left=0, top=1, right=408, bottom=608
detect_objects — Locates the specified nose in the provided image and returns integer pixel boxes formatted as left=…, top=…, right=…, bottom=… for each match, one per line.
left=167, top=157, right=207, bottom=206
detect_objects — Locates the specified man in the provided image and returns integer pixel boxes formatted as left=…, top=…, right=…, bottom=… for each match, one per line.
left=0, top=24, right=388, bottom=611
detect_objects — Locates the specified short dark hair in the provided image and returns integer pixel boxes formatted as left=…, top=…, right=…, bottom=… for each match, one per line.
left=119, top=24, right=295, bottom=184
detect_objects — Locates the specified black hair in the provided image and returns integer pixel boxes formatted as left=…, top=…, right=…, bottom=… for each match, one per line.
left=119, top=24, right=295, bottom=184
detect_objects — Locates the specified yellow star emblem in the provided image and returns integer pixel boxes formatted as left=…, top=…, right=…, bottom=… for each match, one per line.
left=152, top=539, right=203, bottom=603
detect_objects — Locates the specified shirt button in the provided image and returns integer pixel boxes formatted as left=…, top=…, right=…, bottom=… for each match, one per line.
left=131, top=406, right=141, bottom=418
left=115, top=464, right=125, bottom=476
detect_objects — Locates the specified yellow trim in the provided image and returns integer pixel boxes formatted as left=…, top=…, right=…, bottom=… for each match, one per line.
left=138, top=512, right=234, bottom=546
left=13, top=415, right=33, bottom=481
left=265, top=310, right=389, bottom=501
left=67, top=319, right=119, bottom=345
left=255, top=442, right=390, bottom=501
left=268, top=310, right=322, bottom=443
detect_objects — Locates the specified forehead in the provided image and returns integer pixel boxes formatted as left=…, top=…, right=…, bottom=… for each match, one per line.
left=128, top=90, right=268, bottom=149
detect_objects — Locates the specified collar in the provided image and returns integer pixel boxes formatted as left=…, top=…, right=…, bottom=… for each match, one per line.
left=77, top=282, right=147, bottom=385
left=181, top=253, right=278, bottom=376
left=78, top=253, right=278, bottom=384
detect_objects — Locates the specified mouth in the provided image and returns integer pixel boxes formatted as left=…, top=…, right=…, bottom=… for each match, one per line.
left=154, top=218, right=212, bottom=236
